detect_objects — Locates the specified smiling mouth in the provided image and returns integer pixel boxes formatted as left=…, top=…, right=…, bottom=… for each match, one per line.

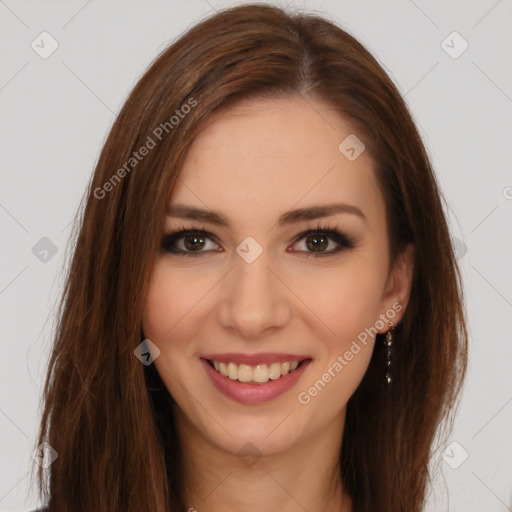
left=205, top=358, right=310, bottom=385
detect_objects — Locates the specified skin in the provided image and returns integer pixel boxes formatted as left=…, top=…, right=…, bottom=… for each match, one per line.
left=142, top=96, right=413, bottom=512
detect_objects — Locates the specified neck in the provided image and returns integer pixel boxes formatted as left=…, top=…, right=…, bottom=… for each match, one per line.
left=175, top=407, right=353, bottom=512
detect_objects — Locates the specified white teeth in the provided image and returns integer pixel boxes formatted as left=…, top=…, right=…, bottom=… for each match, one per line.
left=268, top=362, right=282, bottom=380
left=210, top=359, right=303, bottom=384
left=253, top=364, right=269, bottom=383
left=238, top=364, right=252, bottom=382
left=227, top=362, right=238, bottom=380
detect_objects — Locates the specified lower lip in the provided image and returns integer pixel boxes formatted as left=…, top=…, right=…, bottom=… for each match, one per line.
left=201, top=358, right=311, bottom=404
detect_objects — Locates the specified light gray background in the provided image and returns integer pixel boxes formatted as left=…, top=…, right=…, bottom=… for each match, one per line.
left=1, top=1, right=511, bottom=510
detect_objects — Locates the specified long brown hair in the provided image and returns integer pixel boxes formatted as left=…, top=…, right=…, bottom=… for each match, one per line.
left=33, top=4, right=468, bottom=511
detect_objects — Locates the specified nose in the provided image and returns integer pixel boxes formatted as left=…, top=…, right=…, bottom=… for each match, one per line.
left=216, top=249, right=292, bottom=339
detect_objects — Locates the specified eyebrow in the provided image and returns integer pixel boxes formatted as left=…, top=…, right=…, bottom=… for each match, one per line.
left=166, top=202, right=367, bottom=227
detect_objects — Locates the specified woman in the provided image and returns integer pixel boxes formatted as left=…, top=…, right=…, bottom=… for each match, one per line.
left=32, top=3, right=468, bottom=511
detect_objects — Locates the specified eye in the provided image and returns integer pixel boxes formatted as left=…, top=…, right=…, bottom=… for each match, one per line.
left=289, top=222, right=355, bottom=258
left=161, top=228, right=220, bottom=257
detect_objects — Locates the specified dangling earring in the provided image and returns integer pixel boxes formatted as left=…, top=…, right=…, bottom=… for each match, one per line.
left=384, top=320, right=394, bottom=386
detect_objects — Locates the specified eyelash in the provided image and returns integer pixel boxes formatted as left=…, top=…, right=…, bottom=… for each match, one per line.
left=160, top=222, right=355, bottom=259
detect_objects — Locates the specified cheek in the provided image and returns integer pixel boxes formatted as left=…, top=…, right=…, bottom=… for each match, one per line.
left=141, top=262, right=204, bottom=398
left=297, top=259, right=385, bottom=341
left=142, top=261, right=211, bottom=343
left=295, top=268, right=381, bottom=411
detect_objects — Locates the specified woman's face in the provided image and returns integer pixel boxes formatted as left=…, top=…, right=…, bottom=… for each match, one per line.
left=142, top=96, right=412, bottom=457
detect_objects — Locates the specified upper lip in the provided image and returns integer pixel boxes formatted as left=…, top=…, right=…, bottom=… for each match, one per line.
left=201, top=352, right=312, bottom=366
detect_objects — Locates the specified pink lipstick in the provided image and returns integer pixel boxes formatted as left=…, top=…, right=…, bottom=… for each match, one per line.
left=200, top=353, right=312, bottom=404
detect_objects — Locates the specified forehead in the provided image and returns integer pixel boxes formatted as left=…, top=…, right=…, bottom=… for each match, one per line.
left=169, top=96, right=384, bottom=227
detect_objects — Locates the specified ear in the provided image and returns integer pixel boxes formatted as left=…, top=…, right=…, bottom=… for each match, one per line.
left=377, top=244, right=414, bottom=334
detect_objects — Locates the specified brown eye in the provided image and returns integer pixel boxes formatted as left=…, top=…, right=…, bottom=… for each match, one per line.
left=290, top=226, right=354, bottom=257
left=183, top=233, right=206, bottom=251
left=161, top=230, right=220, bottom=256
left=304, top=234, right=329, bottom=252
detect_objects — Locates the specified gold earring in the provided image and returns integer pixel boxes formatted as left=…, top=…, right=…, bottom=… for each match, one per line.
left=385, top=321, right=394, bottom=386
